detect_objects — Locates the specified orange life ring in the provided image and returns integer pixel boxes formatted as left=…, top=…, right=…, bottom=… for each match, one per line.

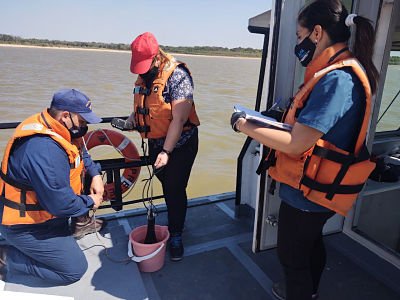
left=84, top=129, right=141, bottom=200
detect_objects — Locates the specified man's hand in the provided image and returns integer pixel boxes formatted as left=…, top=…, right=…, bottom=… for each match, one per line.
left=230, top=111, right=246, bottom=132
left=90, top=175, right=104, bottom=196
left=154, top=151, right=169, bottom=169
left=90, top=192, right=103, bottom=210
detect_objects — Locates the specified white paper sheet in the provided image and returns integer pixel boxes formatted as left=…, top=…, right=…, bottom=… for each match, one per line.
left=234, top=105, right=292, bottom=131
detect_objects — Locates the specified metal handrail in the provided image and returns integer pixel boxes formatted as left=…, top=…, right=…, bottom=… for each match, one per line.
left=0, top=116, right=129, bottom=130
left=0, top=116, right=162, bottom=212
left=235, top=28, right=270, bottom=217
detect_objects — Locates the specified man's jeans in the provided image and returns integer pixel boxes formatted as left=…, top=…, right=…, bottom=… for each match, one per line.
left=0, top=218, right=87, bottom=285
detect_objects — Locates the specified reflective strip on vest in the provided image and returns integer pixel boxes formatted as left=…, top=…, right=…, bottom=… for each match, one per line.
left=21, top=123, right=44, bottom=131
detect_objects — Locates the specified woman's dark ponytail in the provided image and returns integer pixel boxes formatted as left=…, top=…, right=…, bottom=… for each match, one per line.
left=298, top=0, right=380, bottom=94
left=353, top=16, right=380, bottom=94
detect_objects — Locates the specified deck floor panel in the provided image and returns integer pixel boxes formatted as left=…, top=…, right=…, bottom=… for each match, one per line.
left=238, top=242, right=284, bottom=284
left=150, top=247, right=272, bottom=300
left=3, top=225, right=148, bottom=300
left=1, top=198, right=399, bottom=300
left=125, top=202, right=252, bottom=247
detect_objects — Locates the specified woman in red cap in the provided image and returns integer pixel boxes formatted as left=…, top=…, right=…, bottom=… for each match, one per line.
left=128, top=32, right=200, bottom=261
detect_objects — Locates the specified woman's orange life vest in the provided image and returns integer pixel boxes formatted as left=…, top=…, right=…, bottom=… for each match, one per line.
left=268, top=43, right=376, bottom=216
left=0, top=109, right=84, bottom=225
left=133, top=54, right=200, bottom=139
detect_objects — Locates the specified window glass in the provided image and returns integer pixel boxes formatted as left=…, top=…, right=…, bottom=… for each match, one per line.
left=305, top=0, right=353, bottom=11
left=376, top=50, right=400, bottom=132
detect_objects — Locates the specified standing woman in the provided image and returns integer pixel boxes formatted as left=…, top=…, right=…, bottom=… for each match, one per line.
left=231, top=0, right=378, bottom=299
left=128, top=32, right=200, bottom=261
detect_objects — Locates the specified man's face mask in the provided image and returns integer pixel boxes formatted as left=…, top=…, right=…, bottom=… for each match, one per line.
left=66, top=114, right=88, bottom=139
left=140, top=66, right=159, bottom=88
left=294, top=32, right=316, bottom=67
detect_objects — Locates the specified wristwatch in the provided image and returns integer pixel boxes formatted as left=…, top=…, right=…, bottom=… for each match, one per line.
left=161, top=148, right=172, bottom=157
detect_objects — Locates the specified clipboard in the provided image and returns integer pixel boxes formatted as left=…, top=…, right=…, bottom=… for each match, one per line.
left=234, top=105, right=293, bottom=131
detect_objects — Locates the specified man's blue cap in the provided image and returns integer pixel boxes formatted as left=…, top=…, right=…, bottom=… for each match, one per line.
left=50, top=89, right=102, bottom=124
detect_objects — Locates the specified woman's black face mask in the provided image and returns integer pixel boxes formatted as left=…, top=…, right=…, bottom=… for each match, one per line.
left=294, top=32, right=316, bottom=67
left=140, top=66, right=159, bottom=88
left=65, top=114, right=88, bottom=139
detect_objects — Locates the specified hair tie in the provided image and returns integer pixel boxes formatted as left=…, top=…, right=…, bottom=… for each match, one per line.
left=345, top=14, right=357, bottom=27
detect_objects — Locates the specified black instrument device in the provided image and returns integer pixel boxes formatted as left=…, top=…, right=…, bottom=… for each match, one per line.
left=144, top=209, right=158, bottom=244
left=111, top=118, right=135, bottom=131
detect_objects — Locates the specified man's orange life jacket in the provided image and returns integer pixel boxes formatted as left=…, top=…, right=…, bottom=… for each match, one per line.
left=268, top=43, right=376, bottom=216
left=0, top=109, right=84, bottom=225
left=133, top=54, right=200, bottom=139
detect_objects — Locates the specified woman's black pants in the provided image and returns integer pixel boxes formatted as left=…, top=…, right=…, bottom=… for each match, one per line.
left=277, top=200, right=335, bottom=300
left=149, top=131, right=198, bottom=233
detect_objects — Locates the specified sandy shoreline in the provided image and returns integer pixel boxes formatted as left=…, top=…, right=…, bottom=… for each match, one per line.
left=0, top=43, right=260, bottom=60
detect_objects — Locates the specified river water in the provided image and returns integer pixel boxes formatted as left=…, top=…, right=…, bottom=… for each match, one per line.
left=0, top=45, right=260, bottom=208
left=0, top=45, right=398, bottom=211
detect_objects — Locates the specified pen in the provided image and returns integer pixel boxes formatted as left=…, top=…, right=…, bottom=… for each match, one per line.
left=268, top=98, right=282, bottom=111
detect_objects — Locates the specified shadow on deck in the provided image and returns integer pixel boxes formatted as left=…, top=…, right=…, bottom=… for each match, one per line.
left=1, top=192, right=400, bottom=300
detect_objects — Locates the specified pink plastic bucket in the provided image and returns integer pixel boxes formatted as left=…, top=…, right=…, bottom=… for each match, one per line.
left=129, top=225, right=170, bottom=272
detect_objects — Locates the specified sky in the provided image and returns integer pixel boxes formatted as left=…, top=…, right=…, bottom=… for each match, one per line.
left=0, top=0, right=272, bottom=49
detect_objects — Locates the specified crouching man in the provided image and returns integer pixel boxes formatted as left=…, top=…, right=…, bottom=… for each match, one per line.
left=0, top=89, right=106, bottom=284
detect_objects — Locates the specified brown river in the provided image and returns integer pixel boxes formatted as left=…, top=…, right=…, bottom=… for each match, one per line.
left=0, top=45, right=398, bottom=212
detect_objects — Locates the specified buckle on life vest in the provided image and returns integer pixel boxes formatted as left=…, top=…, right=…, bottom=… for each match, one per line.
left=136, top=107, right=150, bottom=115
left=268, top=179, right=277, bottom=195
left=133, top=86, right=152, bottom=96
left=137, top=125, right=151, bottom=133
left=256, top=148, right=276, bottom=175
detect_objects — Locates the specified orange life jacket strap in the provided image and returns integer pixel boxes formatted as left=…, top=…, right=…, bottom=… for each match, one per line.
left=311, top=146, right=355, bottom=165
left=133, top=86, right=152, bottom=96
left=256, top=148, right=276, bottom=175
left=0, top=182, right=44, bottom=217
left=300, top=176, right=364, bottom=198
left=183, top=119, right=198, bottom=129
left=136, top=125, right=151, bottom=134
left=312, top=143, right=371, bottom=164
left=0, top=170, right=34, bottom=191
left=300, top=143, right=371, bottom=200
left=135, top=104, right=151, bottom=134
left=136, top=107, right=150, bottom=115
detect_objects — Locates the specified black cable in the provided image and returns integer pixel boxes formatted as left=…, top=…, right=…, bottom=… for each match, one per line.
left=140, top=138, right=162, bottom=214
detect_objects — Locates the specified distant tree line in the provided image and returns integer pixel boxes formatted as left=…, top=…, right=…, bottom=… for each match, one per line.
left=389, top=56, right=400, bottom=65
left=0, top=34, right=262, bottom=58
left=161, top=45, right=262, bottom=57
left=0, top=34, right=130, bottom=50
left=2, top=34, right=399, bottom=62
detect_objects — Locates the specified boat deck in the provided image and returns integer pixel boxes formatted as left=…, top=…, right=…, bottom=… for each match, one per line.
left=1, top=192, right=400, bottom=300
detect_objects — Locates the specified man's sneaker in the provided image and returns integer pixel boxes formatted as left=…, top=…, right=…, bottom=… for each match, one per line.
left=0, top=245, right=8, bottom=281
left=169, top=232, right=184, bottom=261
left=271, top=281, right=319, bottom=300
left=71, top=214, right=107, bottom=239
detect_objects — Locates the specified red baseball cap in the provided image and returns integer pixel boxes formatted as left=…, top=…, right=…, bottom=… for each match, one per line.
left=130, top=32, right=159, bottom=74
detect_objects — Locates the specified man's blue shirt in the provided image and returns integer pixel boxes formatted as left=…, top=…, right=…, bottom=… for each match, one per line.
left=279, top=67, right=365, bottom=212
left=2, top=135, right=101, bottom=223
